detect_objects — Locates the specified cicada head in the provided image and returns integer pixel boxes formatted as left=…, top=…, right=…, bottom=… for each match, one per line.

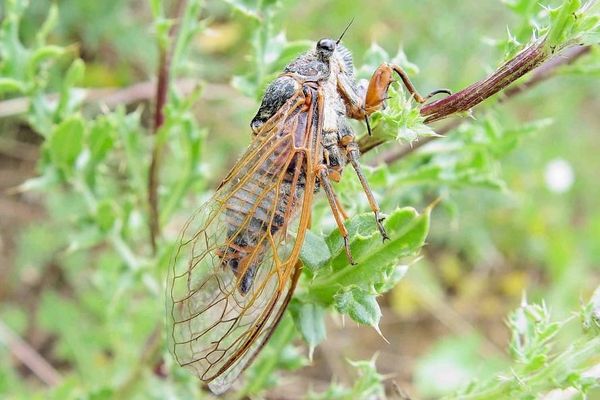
left=315, top=38, right=355, bottom=78
left=316, top=38, right=336, bottom=61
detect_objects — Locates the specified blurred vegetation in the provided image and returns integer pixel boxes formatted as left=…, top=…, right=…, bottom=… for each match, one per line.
left=0, top=0, right=599, bottom=399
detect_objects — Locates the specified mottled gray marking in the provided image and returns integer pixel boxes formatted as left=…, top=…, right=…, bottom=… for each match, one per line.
left=250, top=76, right=298, bottom=133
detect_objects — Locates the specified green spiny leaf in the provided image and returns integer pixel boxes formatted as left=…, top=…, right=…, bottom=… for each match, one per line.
left=290, top=300, right=327, bottom=359
left=334, top=287, right=382, bottom=328
left=310, top=207, right=429, bottom=303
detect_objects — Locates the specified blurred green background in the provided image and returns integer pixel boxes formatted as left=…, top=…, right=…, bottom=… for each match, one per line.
left=0, top=0, right=599, bottom=398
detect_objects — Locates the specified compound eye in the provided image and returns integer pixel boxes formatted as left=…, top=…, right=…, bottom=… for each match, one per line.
left=317, top=38, right=335, bottom=52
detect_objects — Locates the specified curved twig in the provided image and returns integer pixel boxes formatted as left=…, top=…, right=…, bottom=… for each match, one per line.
left=358, top=42, right=592, bottom=159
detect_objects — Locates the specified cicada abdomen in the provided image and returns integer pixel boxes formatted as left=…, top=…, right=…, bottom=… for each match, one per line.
left=218, top=147, right=298, bottom=293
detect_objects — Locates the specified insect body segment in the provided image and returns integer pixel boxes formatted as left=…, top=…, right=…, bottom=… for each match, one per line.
left=219, top=149, right=301, bottom=294
left=168, top=35, right=444, bottom=394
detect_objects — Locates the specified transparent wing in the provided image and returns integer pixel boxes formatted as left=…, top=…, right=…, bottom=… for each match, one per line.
left=167, top=86, right=321, bottom=394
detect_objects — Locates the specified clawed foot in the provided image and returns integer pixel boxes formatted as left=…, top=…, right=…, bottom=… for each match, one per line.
left=375, top=211, right=389, bottom=242
left=344, top=236, right=357, bottom=266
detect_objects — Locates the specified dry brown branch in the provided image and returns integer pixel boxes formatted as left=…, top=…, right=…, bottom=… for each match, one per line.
left=0, top=319, right=62, bottom=386
left=358, top=43, right=592, bottom=160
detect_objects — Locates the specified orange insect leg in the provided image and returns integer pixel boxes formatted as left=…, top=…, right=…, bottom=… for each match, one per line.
left=365, top=63, right=451, bottom=114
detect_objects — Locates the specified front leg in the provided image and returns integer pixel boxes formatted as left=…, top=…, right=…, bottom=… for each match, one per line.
left=338, top=63, right=451, bottom=120
left=366, top=64, right=453, bottom=114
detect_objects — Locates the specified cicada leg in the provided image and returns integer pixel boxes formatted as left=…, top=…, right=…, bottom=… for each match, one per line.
left=323, top=165, right=349, bottom=220
left=317, top=166, right=356, bottom=265
left=337, top=63, right=450, bottom=137
left=339, top=136, right=389, bottom=242
left=365, top=63, right=451, bottom=113
left=333, top=189, right=349, bottom=220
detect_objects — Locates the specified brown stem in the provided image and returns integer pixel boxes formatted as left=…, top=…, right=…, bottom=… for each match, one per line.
left=501, top=45, right=591, bottom=98
left=420, top=39, right=550, bottom=123
left=0, top=80, right=236, bottom=119
left=148, top=51, right=169, bottom=253
left=0, top=319, right=62, bottom=386
left=370, top=44, right=591, bottom=165
left=358, top=41, right=590, bottom=158
left=148, top=0, right=188, bottom=253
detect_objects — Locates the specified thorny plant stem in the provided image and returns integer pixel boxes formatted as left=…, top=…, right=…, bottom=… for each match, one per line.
left=420, top=39, right=549, bottom=122
left=371, top=45, right=591, bottom=166
left=148, top=49, right=168, bottom=254
left=358, top=41, right=591, bottom=159
left=148, top=0, right=188, bottom=254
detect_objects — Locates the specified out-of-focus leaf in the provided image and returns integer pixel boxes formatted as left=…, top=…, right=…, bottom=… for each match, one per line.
left=95, top=200, right=117, bottom=232
left=415, top=334, right=504, bottom=398
left=0, top=77, right=25, bottom=94
left=221, top=0, right=284, bottom=20
left=358, top=43, right=390, bottom=78
left=502, top=0, right=539, bottom=15
left=308, top=358, right=386, bottom=400
left=290, top=300, right=326, bottom=359
left=582, top=286, right=600, bottom=333
left=242, top=315, right=306, bottom=395
left=27, top=45, right=65, bottom=76
left=88, top=117, right=115, bottom=164
left=47, top=116, right=85, bottom=176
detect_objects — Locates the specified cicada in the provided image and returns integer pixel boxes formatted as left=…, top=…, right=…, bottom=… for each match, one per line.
left=167, top=27, right=448, bottom=394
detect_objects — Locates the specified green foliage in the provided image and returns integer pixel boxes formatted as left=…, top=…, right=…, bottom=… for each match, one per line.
left=306, top=207, right=428, bottom=305
left=450, top=294, right=600, bottom=399
left=546, top=0, right=600, bottom=48
left=290, top=301, right=327, bottom=359
left=362, top=46, right=433, bottom=143
left=386, top=114, right=553, bottom=192
left=240, top=316, right=307, bottom=396
left=0, top=0, right=599, bottom=399
left=307, top=358, right=386, bottom=400
left=334, top=288, right=382, bottom=327
left=232, top=21, right=312, bottom=98
left=414, top=334, right=505, bottom=398
left=495, top=0, right=600, bottom=58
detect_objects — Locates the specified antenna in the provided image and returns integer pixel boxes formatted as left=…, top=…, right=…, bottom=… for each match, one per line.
left=336, top=17, right=355, bottom=44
